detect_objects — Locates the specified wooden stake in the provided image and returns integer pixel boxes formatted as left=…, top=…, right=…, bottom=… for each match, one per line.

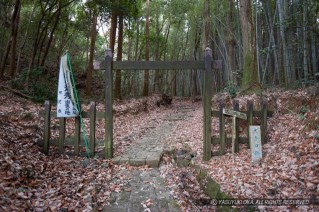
left=74, top=116, right=80, bottom=156
left=219, top=100, right=225, bottom=155
left=59, top=117, right=65, bottom=154
left=105, top=49, right=113, bottom=159
left=90, top=101, right=96, bottom=157
left=232, top=116, right=236, bottom=162
left=43, top=101, right=51, bottom=155
left=233, top=99, right=240, bottom=152
left=203, top=47, right=213, bottom=161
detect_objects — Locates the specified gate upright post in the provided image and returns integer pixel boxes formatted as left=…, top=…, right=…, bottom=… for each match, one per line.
left=59, top=118, right=65, bottom=155
left=203, top=47, right=213, bottom=161
left=105, top=49, right=113, bottom=159
left=90, top=101, right=96, bottom=157
left=43, top=100, right=51, bottom=155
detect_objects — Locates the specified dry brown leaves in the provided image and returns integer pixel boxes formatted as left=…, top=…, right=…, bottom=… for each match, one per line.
left=182, top=86, right=319, bottom=210
left=0, top=89, right=168, bottom=211
left=160, top=161, right=216, bottom=211
left=1, top=83, right=319, bottom=211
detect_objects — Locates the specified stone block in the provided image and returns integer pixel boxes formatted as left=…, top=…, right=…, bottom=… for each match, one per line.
left=112, top=156, right=121, bottom=164
left=146, top=156, right=160, bottom=167
left=176, top=158, right=190, bottom=167
left=129, top=158, right=146, bottom=166
left=102, top=205, right=127, bottom=212
left=118, top=157, right=130, bottom=165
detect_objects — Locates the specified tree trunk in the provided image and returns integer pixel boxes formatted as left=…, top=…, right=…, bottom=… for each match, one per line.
left=226, top=0, right=236, bottom=83
left=240, top=0, right=260, bottom=92
left=192, top=25, right=201, bottom=96
left=154, top=12, right=162, bottom=93
left=85, top=10, right=98, bottom=96
left=127, top=19, right=132, bottom=61
left=25, top=1, right=58, bottom=89
left=143, top=0, right=150, bottom=96
left=0, top=39, right=11, bottom=78
left=311, top=33, right=318, bottom=80
left=261, top=0, right=280, bottom=84
left=203, top=0, right=210, bottom=50
left=9, top=0, right=21, bottom=78
left=114, top=13, right=123, bottom=100
left=109, top=9, right=118, bottom=54
left=302, top=0, right=308, bottom=81
left=131, top=18, right=140, bottom=96
left=16, top=1, right=36, bottom=75
left=277, top=0, right=291, bottom=87
left=0, top=0, right=21, bottom=78
left=134, top=18, right=140, bottom=61
left=40, top=6, right=61, bottom=67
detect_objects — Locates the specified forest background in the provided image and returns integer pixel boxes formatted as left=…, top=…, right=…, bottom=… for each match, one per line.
left=0, top=0, right=319, bottom=101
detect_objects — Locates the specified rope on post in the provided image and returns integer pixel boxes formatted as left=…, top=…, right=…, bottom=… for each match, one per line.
left=66, top=52, right=91, bottom=158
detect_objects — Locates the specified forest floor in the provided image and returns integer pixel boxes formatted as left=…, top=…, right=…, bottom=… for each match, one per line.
left=0, top=80, right=319, bottom=211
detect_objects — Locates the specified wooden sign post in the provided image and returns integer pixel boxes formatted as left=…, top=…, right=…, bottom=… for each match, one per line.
left=222, top=108, right=247, bottom=161
left=249, top=126, right=262, bottom=162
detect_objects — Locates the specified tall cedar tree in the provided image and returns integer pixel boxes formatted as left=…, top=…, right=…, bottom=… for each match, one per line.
left=143, top=0, right=150, bottom=96
left=240, top=0, right=260, bottom=92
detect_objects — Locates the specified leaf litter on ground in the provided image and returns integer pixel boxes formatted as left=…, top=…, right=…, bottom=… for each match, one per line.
left=1, top=81, right=319, bottom=211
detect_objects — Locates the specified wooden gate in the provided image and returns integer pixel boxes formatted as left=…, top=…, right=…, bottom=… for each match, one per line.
left=102, top=48, right=219, bottom=160
left=43, top=48, right=221, bottom=161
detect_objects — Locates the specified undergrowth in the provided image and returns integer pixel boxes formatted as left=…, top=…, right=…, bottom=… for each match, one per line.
left=11, top=68, right=57, bottom=103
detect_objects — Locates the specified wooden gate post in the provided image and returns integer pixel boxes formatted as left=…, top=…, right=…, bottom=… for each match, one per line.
left=90, top=101, right=96, bottom=157
left=74, top=116, right=80, bottom=156
left=247, top=100, right=254, bottom=148
left=261, top=99, right=268, bottom=144
left=203, top=47, right=213, bottom=161
left=105, top=49, right=113, bottom=159
left=59, top=117, right=65, bottom=154
left=219, top=100, right=225, bottom=155
left=233, top=99, right=240, bottom=152
left=43, top=100, right=51, bottom=155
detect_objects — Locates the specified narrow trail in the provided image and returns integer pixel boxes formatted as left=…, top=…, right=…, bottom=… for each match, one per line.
left=103, top=105, right=196, bottom=212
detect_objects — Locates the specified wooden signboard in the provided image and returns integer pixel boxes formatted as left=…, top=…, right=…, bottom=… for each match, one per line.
left=57, top=54, right=79, bottom=118
left=222, top=109, right=247, bottom=161
left=249, top=126, right=262, bottom=162
left=223, top=108, right=247, bottom=120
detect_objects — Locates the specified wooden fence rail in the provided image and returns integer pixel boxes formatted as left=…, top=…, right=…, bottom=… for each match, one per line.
left=211, top=99, right=273, bottom=156
left=42, top=100, right=102, bottom=157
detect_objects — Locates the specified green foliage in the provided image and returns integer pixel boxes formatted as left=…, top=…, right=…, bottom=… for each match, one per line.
left=297, top=106, right=308, bottom=120
left=224, top=83, right=238, bottom=98
left=300, top=106, right=309, bottom=114
left=11, top=68, right=57, bottom=103
left=298, top=114, right=305, bottom=121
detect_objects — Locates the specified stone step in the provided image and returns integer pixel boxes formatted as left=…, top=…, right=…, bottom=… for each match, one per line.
left=102, top=170, right=181, bottom=212
left=112, top=152, right=162, bottom=168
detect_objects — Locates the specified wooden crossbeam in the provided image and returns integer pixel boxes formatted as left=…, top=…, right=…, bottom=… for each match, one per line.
left=222, top=108, right=247, bottom=120
left=94, top=60, right=222, bottom=71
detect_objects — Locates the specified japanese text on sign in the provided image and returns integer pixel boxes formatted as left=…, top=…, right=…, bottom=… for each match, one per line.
left=249, top=126, right=262, bottom=162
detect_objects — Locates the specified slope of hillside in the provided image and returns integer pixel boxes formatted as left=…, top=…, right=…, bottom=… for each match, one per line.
left=160, top=85, right=319, bottom=211
left=0, top=82, right=318, bottom=211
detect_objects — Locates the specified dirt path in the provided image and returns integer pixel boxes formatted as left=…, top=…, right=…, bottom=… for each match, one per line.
left=103, top=105, right=196, bottom=211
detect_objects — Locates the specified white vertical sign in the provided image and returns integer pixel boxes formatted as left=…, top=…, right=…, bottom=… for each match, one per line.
left=249, top=126, right=262, bottom=162
left=57, top=54, right=79, bottom=117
